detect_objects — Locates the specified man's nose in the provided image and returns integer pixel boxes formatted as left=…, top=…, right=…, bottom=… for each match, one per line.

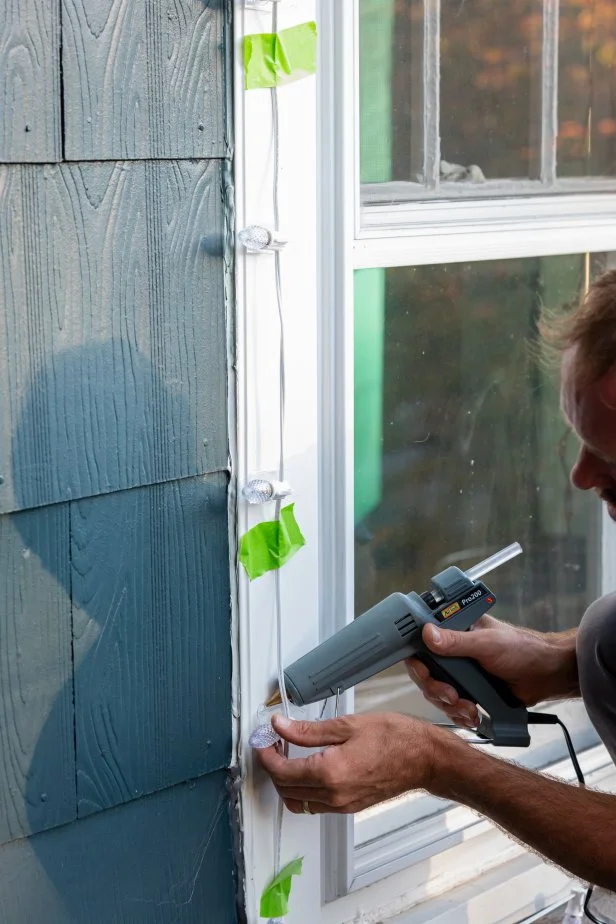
left=570, top=446, right=608, bottom=491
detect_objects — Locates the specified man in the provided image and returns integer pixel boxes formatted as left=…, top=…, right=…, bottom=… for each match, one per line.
left=256, top=269, right=616, bottom=891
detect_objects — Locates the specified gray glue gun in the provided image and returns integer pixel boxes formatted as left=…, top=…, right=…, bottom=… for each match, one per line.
left=268, top=543, right=531, bottom=747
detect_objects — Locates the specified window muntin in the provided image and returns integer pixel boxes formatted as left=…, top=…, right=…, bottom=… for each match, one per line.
left=359, top=0, right=616, bottom=203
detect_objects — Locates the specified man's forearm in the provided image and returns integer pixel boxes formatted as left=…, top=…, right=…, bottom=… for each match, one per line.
left=430, top=730, right=615, bottom=890
left=535, top=627, right=580, bottom=700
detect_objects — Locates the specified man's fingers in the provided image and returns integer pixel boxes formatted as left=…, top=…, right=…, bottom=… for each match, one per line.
left=283, top=798, right=335, bottom=815
left=408, top=654, right=480, bottom=725
left=276, top=785, right=334, bottom=803
left=255, top=745, right=322, bottom=784
left=408, top=662, right=460, bottom=705
left=406, top=657, right=429, bottom=683
left=271, top=714, right=352, bottom=748
left=422, top=621, right=495, bottom=659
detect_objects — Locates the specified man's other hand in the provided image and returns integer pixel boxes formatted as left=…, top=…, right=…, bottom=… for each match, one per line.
left=255, top=712, right=438, bottom=814
left=406, top=615, right=579, bottom=729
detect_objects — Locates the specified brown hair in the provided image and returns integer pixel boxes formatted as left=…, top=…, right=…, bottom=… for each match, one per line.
left=539, top=268, right=616, bottom=388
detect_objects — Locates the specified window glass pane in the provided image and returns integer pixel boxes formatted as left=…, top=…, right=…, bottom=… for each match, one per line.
left=354, top=255, right=606, bottom=720
left=558, top=0, right=616, bottom=177
left=359, top=0, right=616, bottom=196
left=440, top=0, right=542, bottom=182
left=359, top=0, right=543, bottom=189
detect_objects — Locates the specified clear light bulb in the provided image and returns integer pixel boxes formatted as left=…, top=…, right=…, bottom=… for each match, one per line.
left=242, top=479, right=292, bottom=504
left=248, top=723, right=281, bottom=749
left=238, top=226, right=287, bottom=254
left=243, top=480, right=274, bottom=504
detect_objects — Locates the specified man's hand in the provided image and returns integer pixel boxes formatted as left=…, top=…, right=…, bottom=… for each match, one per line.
left=406, top=615, right=580, bottom=728
left=255, top=712, right=439, bottom=814
left=256, top=705, right=616, bottom=890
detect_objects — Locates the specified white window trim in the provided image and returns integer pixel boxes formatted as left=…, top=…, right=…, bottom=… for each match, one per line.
left=236, top=2, right=616, bottom=923
left=234, top=3, right=323, bottom=924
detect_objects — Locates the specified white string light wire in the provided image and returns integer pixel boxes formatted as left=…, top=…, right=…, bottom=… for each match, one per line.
left=269, top=1, right=292, bottom=901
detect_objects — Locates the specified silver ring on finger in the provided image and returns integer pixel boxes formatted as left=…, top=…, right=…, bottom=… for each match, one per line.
left=302, top=800, right=313, bottom=815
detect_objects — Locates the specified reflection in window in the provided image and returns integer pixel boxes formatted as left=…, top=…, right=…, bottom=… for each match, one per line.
left=440, top=0, right=542, bottom=182
left=559, top=1, right=616, bottom=177
left=359, top=0, right=616, bottom=190
left=354, top=256, right=605, bottom=716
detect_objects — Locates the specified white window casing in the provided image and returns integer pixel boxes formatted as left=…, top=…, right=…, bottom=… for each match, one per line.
left=235, top=1, right=616, bottom=922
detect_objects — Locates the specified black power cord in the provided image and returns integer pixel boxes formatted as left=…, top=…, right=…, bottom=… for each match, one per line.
left=528, top=712, right=608, bottom=924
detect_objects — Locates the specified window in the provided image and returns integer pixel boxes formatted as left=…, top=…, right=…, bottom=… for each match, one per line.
left=237, top=2, right=616, bottom=923
left=349, top=254, right=606, bottom=889
left=359, top=0, right=616, bottom=201
left=319, top=0, right=616, bottom=914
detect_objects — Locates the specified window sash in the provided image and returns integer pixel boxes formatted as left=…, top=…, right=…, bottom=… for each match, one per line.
left=320, top=0, right=616, bottom=906
left=357, top=0, right=616, bottom=207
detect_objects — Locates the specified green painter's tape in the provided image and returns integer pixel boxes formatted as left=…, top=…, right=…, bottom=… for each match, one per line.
left=260, top=857, right=303, bottom=918
left=239, top=504, right=306, bottom=581
left=244, top=22, right=317, bottom=89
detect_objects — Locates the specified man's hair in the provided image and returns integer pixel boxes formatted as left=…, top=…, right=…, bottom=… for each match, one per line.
left=540, top=268, right=616, bottom=388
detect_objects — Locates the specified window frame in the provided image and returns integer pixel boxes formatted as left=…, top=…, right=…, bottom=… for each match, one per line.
left=236, top=1, right=616, bottom=922
left=319, top=0, right=616, bottom=911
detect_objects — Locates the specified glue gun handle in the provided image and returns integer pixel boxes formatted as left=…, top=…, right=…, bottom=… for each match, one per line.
left=414, top=649, right=530, bottom=745
left=414, top=649, right=525, bottom=710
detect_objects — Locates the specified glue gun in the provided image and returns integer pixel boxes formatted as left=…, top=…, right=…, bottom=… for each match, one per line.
left=267, top=542, right=531, bottom=747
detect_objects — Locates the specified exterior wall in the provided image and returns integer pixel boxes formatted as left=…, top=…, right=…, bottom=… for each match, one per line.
left=0, top=2, right=237, bottom=921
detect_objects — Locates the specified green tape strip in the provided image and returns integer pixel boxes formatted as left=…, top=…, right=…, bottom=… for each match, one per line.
left=244, top=22, right=317, bottom=89
left=260, top=857, right=303, bottom=918
left=239, top=504, right=306, bottom=581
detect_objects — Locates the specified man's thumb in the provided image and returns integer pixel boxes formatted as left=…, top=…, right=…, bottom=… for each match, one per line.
left=423, top=623, right=488, bottom=658
left=271, top=715, right=351, bottom=748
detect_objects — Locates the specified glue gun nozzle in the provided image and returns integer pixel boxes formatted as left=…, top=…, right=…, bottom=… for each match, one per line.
left=266, top=688, right=283, bottom=708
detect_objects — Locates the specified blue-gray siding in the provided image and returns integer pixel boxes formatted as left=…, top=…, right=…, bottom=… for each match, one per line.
left=0, top=1, right=228, bottom=164
left=0, top=772, right=236, bottom=923
left=0, top=1, right=62, bottom=162
left=0, top=161, right=228, bottom=514
left=0, top=0, right=236, bottom=920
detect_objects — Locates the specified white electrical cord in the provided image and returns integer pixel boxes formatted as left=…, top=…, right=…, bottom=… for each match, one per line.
left=269, top=0, right=292, bottom=896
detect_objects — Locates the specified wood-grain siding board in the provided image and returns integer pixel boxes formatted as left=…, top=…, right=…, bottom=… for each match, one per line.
left=0, top=505, right=75, bottom=845
left=72, top=471, right=231, bottom=816
left=0, top=772, right=237, bottom=923
left=0, top=161, right=228, bottom=514
left=62, top=0, right=228, bottom=160
left=0, top=0, right=61, bottom=162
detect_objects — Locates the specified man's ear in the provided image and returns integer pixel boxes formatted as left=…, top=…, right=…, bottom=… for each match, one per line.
left=598, top=365, right=616, bottom=410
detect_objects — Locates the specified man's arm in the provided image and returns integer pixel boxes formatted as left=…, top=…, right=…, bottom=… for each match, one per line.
left=258, top=712, right=616, bottom=890
left=431, top=729, right=616, bottom=891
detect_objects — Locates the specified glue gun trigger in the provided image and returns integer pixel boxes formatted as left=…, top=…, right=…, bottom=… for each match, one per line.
left=413, top=652, right=477, bottom=705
